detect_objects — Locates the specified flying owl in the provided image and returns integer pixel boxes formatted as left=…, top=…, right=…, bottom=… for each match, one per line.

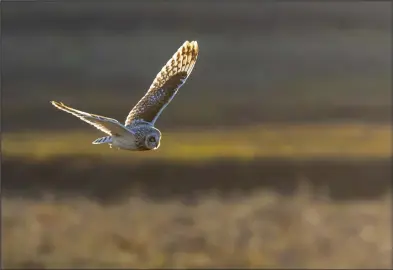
left=50, top=40, right=199, bottom=151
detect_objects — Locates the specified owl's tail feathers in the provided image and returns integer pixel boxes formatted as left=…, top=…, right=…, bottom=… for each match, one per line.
left=92, top=136, right=113, bottom=145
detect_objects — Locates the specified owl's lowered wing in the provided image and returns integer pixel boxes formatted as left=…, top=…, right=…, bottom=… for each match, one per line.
left=125, top=40, right=199, bottom=126
left=51, top=101, right=132, bottom=136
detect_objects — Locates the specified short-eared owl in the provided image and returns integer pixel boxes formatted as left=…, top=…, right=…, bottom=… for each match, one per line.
left=50, top=40, right=199, bottom=151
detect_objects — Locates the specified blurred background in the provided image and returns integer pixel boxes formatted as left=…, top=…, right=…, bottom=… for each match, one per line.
left=2, top=1, right=392, bottom=268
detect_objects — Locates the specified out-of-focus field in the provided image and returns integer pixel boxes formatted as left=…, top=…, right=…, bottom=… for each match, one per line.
left=3, top=124, right=392, bottom=268
left=2, top=123, right=391, bottom=161
left=3, top=188, right=391, bottom=268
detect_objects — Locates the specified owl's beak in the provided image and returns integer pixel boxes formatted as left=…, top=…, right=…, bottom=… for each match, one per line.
left=154, top=141, right=160, bottom=150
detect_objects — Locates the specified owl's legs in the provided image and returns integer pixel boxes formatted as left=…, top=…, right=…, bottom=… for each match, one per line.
left=108, top=144, right=120, bottom=150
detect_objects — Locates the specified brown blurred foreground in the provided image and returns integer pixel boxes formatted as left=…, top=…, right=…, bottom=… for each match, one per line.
left=3, top=155, right=392, bottom=268
left=3, top=123, right=391, bottom=268
left=3, top=156, right=391, bottom=202
left=3, top=187, right=391, bottom=268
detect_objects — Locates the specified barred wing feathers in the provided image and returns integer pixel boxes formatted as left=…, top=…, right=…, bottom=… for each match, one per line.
left=125, top=40, right=199, bottom=126
left=50, top=101, right=131, bottom=136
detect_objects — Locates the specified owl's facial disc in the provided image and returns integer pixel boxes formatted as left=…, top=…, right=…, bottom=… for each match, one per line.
left=145, top=133, right=160, bottom=150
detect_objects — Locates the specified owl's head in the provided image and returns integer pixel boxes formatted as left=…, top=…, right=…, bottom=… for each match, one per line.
left=144, top=128, right=161, bottom=150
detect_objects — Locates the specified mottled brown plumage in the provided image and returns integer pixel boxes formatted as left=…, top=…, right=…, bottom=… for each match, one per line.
left=50, top=40, right=199, bottom=151
left=125, top=40, right=199, bottom=126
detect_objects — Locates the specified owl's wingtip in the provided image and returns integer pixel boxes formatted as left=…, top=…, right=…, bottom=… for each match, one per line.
left=50, top=100, right=65, bottom=108
left=183, top=40, right=198, bottom=54
left=183, top=40, right=198, bottom=46
left=193, top=41, right=198, bottom=51
left=190, top=40, right=198, bottom=46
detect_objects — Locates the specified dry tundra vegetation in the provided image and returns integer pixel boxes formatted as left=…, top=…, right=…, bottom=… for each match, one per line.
left=3, top=124, right=392, bottom=268
left=3, top=184, right=392, bottom=268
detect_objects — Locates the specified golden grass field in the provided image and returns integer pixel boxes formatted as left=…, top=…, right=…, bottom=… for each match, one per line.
left=3, top=123, right=392, bottom=268
left=3, top=123, right=391, bottom=161
left=3, top=187, right=391, bottom=268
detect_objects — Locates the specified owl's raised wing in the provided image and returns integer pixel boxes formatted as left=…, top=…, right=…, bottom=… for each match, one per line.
left=125, top=40, right=199, bottom=126
left=51, top=101, right=132, bottom=137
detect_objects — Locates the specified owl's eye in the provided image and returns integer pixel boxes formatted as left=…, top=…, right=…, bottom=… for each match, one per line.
left=148, top=137, right=156, bottom=143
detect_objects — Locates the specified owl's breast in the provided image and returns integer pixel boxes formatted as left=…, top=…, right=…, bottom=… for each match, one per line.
left=112, top=135, right=138, bottom=150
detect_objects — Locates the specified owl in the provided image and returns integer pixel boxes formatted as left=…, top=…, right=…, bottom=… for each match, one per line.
left=50, top=40, right=199, bottom=151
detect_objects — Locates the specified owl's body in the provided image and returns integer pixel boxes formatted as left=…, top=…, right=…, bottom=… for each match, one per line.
left=106, top=123, right=161, bottom=151
left=50, top=40, right=198, bottom=151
